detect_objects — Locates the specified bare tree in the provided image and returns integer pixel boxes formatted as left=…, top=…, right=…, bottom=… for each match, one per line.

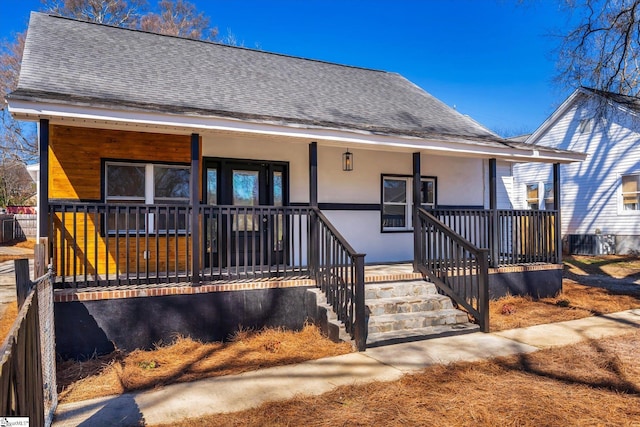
left=0, top=32, right=37, bottom=163
left=0, top=157, right=35, bottom=207
left=0, top=0, right=228, bottom=164
left=45, top=0, right=147, bottom=26
left=140, top=0, right=218, bottom=40
left=556, top=0, right=640, bottom=96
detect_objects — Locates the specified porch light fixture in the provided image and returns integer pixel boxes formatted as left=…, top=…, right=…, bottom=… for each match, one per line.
left=342, top=149, right=353, bottom=171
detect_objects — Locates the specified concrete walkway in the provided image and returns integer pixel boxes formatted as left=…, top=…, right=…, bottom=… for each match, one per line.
left=53, top=308, right=640, bottom=427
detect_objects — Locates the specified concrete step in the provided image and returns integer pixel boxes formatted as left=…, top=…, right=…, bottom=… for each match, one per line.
left=366, top=323, right=480, bottom=347
left=365, top=280, right=438, bottom=299
left=367, top=309, right=471, bottom=334
left=366, top=294, right=455, bottom=316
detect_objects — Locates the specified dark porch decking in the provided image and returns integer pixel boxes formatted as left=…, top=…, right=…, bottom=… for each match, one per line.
left=52, top=262, right=561, bottom=302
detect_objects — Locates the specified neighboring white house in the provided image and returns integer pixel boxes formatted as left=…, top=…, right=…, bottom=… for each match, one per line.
left=509, top=87, right=640, bottom=254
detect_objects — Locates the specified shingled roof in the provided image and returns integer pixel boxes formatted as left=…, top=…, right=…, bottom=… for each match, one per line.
left=12, top=12, right=505, bottom=141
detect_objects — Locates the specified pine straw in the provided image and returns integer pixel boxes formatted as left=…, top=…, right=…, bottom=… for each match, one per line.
left=57, top=324, right=352, bottom=404
left=0, top=302, right=18, bottom=344
left=154, top=330, right=640, bottom=427
left=490, top=279, right=640, bottom=331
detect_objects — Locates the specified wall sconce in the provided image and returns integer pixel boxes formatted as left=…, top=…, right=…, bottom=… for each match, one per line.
left=342, top=149, right=353, bottom=171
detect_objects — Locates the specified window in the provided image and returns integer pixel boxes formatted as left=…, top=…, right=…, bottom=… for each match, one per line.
left=381, top=176, right=436, bottom=231
left=578, top=118, right=592, bottom=134
left=543, top=183, right=554, bottom=211
left=622, top=174, right=640, bottom=211
left=105, top=162, right=190, bottom=233
left=526, top=183, right=539, bottom=210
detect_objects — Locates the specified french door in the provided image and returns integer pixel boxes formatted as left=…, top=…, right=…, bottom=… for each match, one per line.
left=204, top=158, right=287, bottom=268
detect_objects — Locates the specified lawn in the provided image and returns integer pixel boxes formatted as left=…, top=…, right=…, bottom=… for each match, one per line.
left=0, top=251, right=635, bottom=415
left=155, top=330, right=640, bottom=427
left=54, top=259, right=640, bottom=406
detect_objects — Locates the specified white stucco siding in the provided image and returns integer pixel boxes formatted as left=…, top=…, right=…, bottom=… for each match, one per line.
left=512, top=96, right=640, bottom=236
left=201, top=133, right=487, bottom=262
left=201, top=132, right=311, bottom=203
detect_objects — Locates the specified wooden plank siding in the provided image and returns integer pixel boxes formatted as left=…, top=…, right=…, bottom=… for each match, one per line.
left=49, top=125, right=196, bottom=279
left=50, top=125, right=192, bottom=199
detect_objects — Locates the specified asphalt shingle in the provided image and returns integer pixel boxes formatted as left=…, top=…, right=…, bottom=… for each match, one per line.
left=13, top=12, right=499, bottom=141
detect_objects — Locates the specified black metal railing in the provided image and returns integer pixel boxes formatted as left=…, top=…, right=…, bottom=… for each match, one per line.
left=429, top=208, right=558, bottom=266
left=310, top=209, right=366, bottom=351
left=199, top=205, right=312, bottom=281
left=416, top=208, right=489, bottom=332
left=50, top=203, right=193, bottom=287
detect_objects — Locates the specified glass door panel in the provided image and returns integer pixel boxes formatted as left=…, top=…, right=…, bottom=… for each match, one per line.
left=232, top=169, right=260, bottom=232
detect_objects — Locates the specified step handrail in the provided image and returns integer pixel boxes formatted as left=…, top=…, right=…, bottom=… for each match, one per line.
left=415, top=208, right=489, bottom=332
left=310, top=208, right=366, bottom=350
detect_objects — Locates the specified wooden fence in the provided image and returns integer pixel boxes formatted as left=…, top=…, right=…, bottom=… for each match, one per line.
left=0, top=242, right=57, bottom=426
left=0, top=214, right=37, bottom=243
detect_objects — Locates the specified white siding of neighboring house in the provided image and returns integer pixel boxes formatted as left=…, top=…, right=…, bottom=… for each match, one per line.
left=510, top=93, right=640, bottom=244
left=487, top=160, right=514, bottom=209
left=202, top=131, right=486, bottom=262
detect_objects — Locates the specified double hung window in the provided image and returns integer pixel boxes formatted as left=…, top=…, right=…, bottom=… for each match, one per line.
left=526, top=183, right=539, bottom=210
left=622, top=174, right=640, bottom=211
left=105, top=162, right=190, bottom=233
left=381, top=176, right=435, bottom=231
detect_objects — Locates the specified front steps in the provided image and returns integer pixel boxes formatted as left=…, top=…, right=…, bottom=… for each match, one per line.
left=306, top=279, right=479, bottom=349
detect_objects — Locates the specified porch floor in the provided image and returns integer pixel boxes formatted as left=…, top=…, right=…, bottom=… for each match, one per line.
left=52, top=262, right=560, bottom=303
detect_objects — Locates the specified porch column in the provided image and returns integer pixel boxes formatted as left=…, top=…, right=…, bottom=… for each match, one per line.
left=38, top=119, right=49, bottom=242
left=191, top=133, right=200, bottom=285
left=309, top=142, right=318, bottom=275
left=309, top=142, right=318, bottom=207
left=412, top=152, right=421, bottom=272
left=489, top=158, right=499, bottom=267
left=553, top=163, right=562, bottom=264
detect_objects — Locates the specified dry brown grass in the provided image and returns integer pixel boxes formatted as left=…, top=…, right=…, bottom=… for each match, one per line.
left=0, top=302, right=18, bottom=344
left=57, top=324, right=352, bottom=403
left=155, top=330, right=640, bottom=427
left=490, top=279, right=640, bottom=331
left=0, top=238, right=36, bottom=263
left=565, top=254, right=640, bottom=279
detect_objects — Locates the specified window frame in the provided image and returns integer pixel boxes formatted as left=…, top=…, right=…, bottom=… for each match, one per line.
left=620, top=173, right=640, bottom=213
left=380, top=174, right=437, bottom=233
left=104, top=160, right=191, bottom=235
left=543, top=182, right=555, bottom=211
left=525, top=183, right=539, bottom=210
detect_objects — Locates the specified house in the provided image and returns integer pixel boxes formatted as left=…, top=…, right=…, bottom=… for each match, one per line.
left=508, top=87, right=640, bottom=255
left=8, top=12, right=584, bottom=358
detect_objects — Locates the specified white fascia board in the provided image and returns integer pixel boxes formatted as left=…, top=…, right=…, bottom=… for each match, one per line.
left=9, top=99, right=582, bottom=163
left=527, top=88, right=584, bottom=145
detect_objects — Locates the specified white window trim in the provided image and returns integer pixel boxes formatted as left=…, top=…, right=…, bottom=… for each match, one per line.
left=619, top=172, right=640, bottom=215
left=105, top=161, right=191, bottom=234
left=381, top=176, right=436, bottom=232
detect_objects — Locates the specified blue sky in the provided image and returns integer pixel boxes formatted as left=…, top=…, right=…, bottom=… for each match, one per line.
left=0, top=0, right=577, bottom=136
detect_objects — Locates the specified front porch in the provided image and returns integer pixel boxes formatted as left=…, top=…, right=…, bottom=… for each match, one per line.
left=48, top=199, right=563, bottom=351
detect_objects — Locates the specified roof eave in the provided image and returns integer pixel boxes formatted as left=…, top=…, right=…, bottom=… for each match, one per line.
left=8, top=98, right=584, bottom=163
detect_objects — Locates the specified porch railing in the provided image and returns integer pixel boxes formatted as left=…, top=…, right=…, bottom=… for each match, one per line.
left=199, top=205, right=312, bottom=281
left=310, top=209, right=366, bottom=351
left=416, top=208, right=489, bottom=332
left=49, top=203, right=368, bottom=348
left=429, top=208, right=558, bottom=266
left=50, top=203, right=194, bottom=287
